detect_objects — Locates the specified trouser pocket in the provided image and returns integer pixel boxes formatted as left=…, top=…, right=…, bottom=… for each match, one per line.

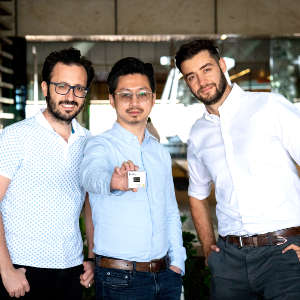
left=95, top=266, right=132, bottom=289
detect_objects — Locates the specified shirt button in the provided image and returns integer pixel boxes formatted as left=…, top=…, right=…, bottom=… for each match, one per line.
left=107, top=272, right=110, bottom=275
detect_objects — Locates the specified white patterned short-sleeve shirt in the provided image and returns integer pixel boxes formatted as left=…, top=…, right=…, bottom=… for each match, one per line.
left=0, top=110, right=89, bottom=269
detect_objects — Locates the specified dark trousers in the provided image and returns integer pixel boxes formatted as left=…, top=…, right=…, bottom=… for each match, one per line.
left=208, top=236, right=300, bottom=300
left=94, top=262, right=182, bottom=300
left=0, top=264, right=83, bottom=300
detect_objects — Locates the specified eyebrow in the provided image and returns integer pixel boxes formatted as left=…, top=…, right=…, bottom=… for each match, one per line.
left=184, top=63, right=214, bottom=78
left=117, top=87, right=151, bottom=92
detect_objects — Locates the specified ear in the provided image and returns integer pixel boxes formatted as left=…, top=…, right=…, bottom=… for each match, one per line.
left=109, top=94, right=115, bottom=109
left=151, top=93, right=156, bottom=107
left=219, top=58, right=227, bottom=74
left=41, top=81, right=48, bottom=97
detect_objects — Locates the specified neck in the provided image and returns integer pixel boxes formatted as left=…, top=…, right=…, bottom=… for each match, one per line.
left=205, top=84, right=232, bottom=116
left=43, top=109, right=72, bottom=142
left=118, top=120, right=146, bottom=144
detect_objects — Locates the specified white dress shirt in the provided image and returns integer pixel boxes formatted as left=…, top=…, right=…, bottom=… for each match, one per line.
left=0, top=110, right=89, bottom=268
left=188, top=84, right=300, bottom=236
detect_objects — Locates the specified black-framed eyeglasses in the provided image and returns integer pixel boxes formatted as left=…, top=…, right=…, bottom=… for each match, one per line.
left=114, top=90, right=153, bottom=103
left=49, top=82, right=88, bottom=98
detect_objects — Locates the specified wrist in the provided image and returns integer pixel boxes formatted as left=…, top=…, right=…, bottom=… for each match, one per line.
left=0, top=263, right=15, bottom=276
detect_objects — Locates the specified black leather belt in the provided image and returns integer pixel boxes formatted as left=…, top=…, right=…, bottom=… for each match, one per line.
left=219, top=226, right=300, bottom=248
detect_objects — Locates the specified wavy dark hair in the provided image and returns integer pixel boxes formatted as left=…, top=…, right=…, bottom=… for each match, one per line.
left=107, top=57, right=155, bottom=94
left=175, top=40, right=220, bottom=72
left=42, top=47, right=95, bottom=88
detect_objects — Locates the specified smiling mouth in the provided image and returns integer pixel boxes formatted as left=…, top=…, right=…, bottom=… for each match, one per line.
left=59, top=101, right=78, bottom=110
left=200, top=84, right=215, bottom=93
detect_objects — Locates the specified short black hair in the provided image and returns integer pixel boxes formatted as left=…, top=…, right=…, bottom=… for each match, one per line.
left=175, top=40, right=220, bottom=72
left=107, top=57, right=155, bottom=94
left=42, top=47, right=95, bottom=88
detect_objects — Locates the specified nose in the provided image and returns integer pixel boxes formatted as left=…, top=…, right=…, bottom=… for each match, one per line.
left=195, top=73, right=207, bottom=88
left=129, top=93, right=139, bottom=105
left=66, top=87, right=76, bottom=99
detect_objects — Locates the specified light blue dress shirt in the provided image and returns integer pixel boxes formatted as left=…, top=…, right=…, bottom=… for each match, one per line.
left=80, top=122, right=186, bottom=273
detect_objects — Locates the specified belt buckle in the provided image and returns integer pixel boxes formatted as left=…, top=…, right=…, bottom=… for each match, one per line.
left=238, top=236, right=244, bottom=248
left=149, top=261, right=153, bottom=272
left=275, top=235, right=287, bottom=246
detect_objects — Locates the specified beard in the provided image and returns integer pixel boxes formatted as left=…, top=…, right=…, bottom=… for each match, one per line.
left=124, top=107, right=145, bottom=124
left=192, top=70, right=228, bottom=106
left=46, top=96, right=84, bottom=124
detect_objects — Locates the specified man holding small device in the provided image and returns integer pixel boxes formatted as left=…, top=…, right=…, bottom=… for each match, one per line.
left=80, top=57, right=186, bottom=300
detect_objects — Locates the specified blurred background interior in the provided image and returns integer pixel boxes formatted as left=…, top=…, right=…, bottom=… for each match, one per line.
left=1, top=0, right=300, bottom=262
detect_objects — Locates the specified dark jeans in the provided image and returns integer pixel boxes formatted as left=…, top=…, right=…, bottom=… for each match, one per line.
left=94, top=260, right=182, bottom=299
left=208, top=236, right=300, bottom=300
left=0, top=264, right=83, bottom=300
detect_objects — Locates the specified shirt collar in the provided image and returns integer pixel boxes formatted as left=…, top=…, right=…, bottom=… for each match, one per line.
left=34, top=109, right=86, bottom=137
left=144, top=127, right=158, bottom=143
left=202, top=83, right=244, bottom=122
left=218, top=83, right=243, bottom=116
left=111, top=122, right=153, bottom=144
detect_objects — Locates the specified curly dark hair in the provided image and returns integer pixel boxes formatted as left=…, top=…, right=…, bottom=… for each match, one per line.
left=107, top=57, right=155, bottom=95
left=175, top=40, right=220, bottom=72
left=42, top=47, right=95, bottom=88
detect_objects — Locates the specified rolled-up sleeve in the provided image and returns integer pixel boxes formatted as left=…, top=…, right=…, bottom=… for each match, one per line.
left=187, top=139, right=212, bottom=200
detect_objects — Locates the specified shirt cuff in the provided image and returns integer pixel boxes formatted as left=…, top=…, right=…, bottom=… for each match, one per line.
left=110, top=189, right=125, bottom=196
left=169, top=247, right=187, bottom=275
left=188, top=189, right=211, bottom=201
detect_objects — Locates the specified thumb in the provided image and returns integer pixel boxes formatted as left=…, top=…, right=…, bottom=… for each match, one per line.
left=211, top=244, right=220, bottom=252
left=83, top=261, right=89, bottom=270
left=19, top=267, right=27, bottom=274
left=114, top=167, right=122, bottom=176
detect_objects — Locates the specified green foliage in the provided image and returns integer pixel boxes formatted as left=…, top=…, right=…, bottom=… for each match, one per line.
left=181, top=215, right=211, bottom=300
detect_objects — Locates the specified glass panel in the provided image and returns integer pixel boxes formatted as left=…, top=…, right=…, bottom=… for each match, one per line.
left=270, top=39, right=300, bottom=103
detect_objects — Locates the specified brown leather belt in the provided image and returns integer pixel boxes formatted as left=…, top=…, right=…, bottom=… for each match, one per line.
left=219, top=226, right=300, bottom=248
left=96, top=255, right=168, bottom=273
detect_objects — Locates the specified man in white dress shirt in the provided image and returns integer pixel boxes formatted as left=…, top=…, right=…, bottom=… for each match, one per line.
left=175, top=39, right=300, bottom=300
left=0, top=48, right=95, bottom=299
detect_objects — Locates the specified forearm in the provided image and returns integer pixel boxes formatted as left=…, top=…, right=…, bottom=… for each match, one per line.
left=0, top=176, right=30, bottom=296
left=83, top=195, right=94, bottom=258
left=0, top=176, right=13, bottom=274
left=81, top=165, right=112, bottom=195
left=189, top=196, right=216, bottom=258
left=0, top=213, right=14, bottom=275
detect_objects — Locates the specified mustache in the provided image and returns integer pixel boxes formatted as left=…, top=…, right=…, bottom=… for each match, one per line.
left=126, top=107, right=144, bottom=113
left=59, top=100, right=78, bottom=106
left=197, top=83, right=216, bottom=94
